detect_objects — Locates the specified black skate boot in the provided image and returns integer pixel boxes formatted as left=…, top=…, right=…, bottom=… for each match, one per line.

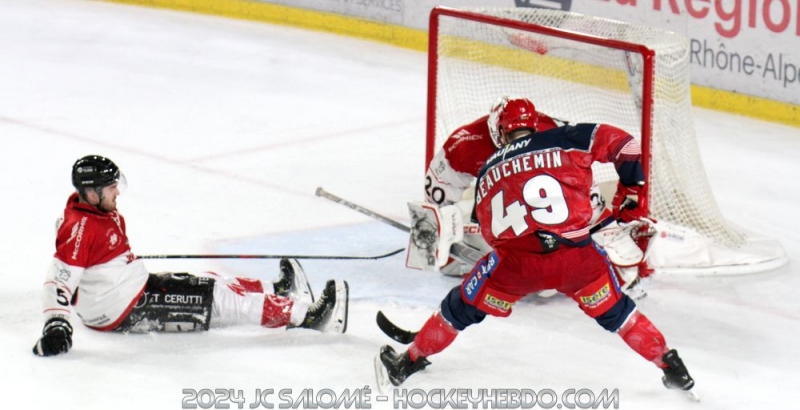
left=273, top=258, right=314, bottom=305
left=662, top=349, right=696, bottom=394
left=293, top=279, right=348, bottom=333
left=374, top=345, right=430, bottom=390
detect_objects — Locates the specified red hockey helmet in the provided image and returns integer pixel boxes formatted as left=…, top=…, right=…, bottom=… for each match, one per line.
left=496, top=98, right=538, bottom=144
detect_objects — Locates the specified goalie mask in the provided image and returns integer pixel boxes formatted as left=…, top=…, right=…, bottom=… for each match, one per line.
left=487, top=96, right=509, bottom=148
left=496, top=98, right=539, bottom=146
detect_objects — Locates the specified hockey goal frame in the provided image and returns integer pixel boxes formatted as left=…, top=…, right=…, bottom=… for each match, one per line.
left=424, top=6, right=787, bottom=275
left=426, top=6, right=656, bottom=215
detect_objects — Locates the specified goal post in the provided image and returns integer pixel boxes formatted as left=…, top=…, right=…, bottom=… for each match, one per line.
left=425, top=6, right=786, bottom=275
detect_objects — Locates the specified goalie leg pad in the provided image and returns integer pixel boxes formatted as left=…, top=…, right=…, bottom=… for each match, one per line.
left=116, top=272, right=215, bottom=332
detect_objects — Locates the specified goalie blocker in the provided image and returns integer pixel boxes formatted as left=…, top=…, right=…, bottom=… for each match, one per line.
left=406, top=202, right=464, bottom=272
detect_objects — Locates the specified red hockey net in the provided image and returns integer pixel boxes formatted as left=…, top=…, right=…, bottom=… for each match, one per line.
left=426, top=7, right=785, bottom=274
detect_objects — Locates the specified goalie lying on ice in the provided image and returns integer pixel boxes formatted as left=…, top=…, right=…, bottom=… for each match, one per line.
left=33, top=155, right=349, bottom=357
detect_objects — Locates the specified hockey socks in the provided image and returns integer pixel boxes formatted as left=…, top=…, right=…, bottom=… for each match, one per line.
left=618, top=310, right=669, bottom=368
left=261, top=294, right=295, bottom=328
left=408, top=312, right=459, bottom=361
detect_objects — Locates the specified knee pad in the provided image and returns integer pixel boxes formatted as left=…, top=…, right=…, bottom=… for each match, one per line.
left=440, top=286, right=486, bottom=331
left=595, top=294, right=636, bottom=332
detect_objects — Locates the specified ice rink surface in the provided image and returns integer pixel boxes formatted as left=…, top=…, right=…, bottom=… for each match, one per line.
left=1, top=1, right=798, bottom=409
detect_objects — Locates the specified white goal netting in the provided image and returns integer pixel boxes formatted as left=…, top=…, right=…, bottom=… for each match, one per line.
left=428, top=7, right=786, bottom=274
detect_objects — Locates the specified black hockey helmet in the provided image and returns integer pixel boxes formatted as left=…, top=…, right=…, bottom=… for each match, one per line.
left=71, top=155, right=121, bottom=192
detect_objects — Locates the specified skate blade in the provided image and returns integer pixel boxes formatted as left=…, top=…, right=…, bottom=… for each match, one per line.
left=319, top=280, right=349, bottom=333
left=685, top=388, right=700, bottom=402
left=287, top=259, right=315, bottom=304
left=373, top=353, right=392, bottom=395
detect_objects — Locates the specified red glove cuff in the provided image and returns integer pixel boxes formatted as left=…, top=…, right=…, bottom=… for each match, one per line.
left=612, top=183, right=647, bottom=223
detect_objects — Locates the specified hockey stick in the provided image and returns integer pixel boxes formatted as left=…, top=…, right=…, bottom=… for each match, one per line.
left=136, top=248, right=405, bottom=260
left=376, top=310, right=417, bottom=344
left=315, top=187, right=410, bottom=233
left=315, top=187, right=485, bottom=265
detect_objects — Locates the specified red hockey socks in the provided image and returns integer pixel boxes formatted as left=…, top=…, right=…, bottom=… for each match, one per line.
left=408, top=312, right=459, bottom=361
left=618, top=310, right=669, bottom=368
left=260, top=294, right=294, bottom=328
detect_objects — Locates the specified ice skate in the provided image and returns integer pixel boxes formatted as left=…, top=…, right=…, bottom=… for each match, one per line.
left=293, top=279, right=348, bottom=333
left=273, top=258, right=314, bottom=305
left=374, top=345, right=430, bottom=392
left=661, top=349, right=699, bottom=401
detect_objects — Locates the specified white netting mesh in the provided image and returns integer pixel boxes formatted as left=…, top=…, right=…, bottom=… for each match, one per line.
left=431, top=7, right=745, bottom=246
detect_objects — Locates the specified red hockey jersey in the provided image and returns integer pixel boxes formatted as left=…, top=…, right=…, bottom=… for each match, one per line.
left=424, top=113, right=559, bottom=205
left=42, top=193, right=148, bottom=330
left=475, top=123, right=643, bottom=251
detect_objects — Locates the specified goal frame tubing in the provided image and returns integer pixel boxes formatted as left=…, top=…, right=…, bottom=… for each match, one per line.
left=426, top=6, right=656, bottom=213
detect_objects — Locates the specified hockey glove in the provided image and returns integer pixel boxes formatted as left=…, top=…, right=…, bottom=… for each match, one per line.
left=32, top=318, right=73, bottom=357
left=612, top=183, right=647, bottom=223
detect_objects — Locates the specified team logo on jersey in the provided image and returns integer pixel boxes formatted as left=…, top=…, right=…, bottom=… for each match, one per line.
left=57, top=269, right=71, bottom=282
left=435, top=160, right=446, bottom=175
left=106, top=228, right=120, bottom=250
left=580, top=284, right=611, bottom=308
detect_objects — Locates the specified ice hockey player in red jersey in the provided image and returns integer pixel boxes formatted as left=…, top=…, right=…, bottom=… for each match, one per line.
left=33, top=155, right=349, bottom=357
left=378, top=99, right=695, bottom=396
left=423, top=97, right=646, bottom=298
left=423, top=97, right=562, bottom=207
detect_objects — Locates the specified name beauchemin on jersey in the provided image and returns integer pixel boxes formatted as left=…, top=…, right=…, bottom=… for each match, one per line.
left=476, top=148, right=563, bottom=205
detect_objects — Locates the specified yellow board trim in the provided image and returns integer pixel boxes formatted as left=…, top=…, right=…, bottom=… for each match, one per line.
left=692, top=85, right=800, bottom=127
left=101, top=0, right=800, bottom=127
left=100, top=0, right=428, bottom=52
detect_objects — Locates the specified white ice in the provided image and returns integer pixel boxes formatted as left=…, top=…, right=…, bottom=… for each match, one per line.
left=1, top=1, right=798, bottom=409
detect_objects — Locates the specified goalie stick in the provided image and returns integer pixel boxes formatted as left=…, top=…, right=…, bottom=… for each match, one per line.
left=136, top=248, right=404, bottom=260
left=315, top=187, right=485, bottom=266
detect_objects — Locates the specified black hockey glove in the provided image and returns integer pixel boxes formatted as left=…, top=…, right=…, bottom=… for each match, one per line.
left=32, top=318, right=73, bottom=357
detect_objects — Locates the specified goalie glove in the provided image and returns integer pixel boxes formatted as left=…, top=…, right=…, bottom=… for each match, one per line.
left=612, top=183, right=647, bottom=223
left=32, top=318, right=73, bottom=357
